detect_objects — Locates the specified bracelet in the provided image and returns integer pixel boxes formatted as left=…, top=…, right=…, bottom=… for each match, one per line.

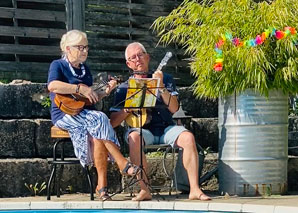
left=75, top=84, right=80, bottom=93
left=159, top=87, right=167, bottom=94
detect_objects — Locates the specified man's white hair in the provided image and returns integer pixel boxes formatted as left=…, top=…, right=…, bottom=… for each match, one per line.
left=125, top=42, right=147, bottom=60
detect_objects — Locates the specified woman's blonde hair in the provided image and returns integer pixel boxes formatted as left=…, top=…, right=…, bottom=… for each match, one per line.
left=60, top=30, right=88, bottom=56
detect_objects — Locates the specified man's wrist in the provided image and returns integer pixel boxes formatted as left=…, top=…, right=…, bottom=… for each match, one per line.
left=159, top=87, right=168, bottom=94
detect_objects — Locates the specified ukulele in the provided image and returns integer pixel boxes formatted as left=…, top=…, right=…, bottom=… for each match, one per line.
left=125, top=108, right=149, bottom=128
left=125, top=52, right=173, bottom=128
left=54, top=76, right=122, bottom=116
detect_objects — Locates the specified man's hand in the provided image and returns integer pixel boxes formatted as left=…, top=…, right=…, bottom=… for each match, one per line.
left=152, top=70, right=164, bottom=87
left=123, top=108, right=132, bottom=114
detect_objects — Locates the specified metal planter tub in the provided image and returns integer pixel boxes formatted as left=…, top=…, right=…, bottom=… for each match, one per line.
left=218, top=89, right=288, bottom=196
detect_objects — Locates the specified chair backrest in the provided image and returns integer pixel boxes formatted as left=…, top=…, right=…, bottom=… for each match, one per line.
left=172, top=105, right=192, bottom=126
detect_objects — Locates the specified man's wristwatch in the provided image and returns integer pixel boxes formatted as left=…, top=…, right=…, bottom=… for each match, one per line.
left=159, top=87, right=167, bottom=94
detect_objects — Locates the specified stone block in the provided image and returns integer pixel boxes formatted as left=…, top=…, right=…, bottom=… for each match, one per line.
left=0, top=119, right=81, bottom=158
left=139, top=201, right=174, bottom=210
left=66, top=201, right=103, bottom=209
left=0, top=119, right=36, bottom=158
left=0, top=158, right=49, bottom=197
left=289, top=116, right=298, bottom=131
left=35, top=119, right=74, bottom=158
left=0, top=202, right=30, bottom=210
left=0, top=83, right=218, bottom=119
left=0, top=158, right=121, bottom=198
left=122, top=157, right=174, bottom=193
left=0, top=82, right=50, bottom=118
left=174, top=201, right=208, bottom=211
left=122, top=153, right=219, bottom=194
left=178, top=87, right=218, bottom=118
left=191, top=118, right=219, bottom=151
left=30, top=202, right=66, bottom=209
left=288, top=116, right=298, bottom=156
left=288, top=156, right=298, bottom=191
left=2, top=153, right=298, bottom=198
left=103, top=200, right=139, bottom=209
left=209, top=203, right=242, bottom=213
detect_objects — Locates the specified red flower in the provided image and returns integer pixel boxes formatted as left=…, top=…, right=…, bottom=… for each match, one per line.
left=275, top=31, right=285, bottom=39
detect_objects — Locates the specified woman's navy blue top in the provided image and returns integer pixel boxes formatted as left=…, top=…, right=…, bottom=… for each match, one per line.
left=47, top=58, right=93, bottom=124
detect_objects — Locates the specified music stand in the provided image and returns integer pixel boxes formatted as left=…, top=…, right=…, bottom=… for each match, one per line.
left=106, top=77, right=172, bottom=200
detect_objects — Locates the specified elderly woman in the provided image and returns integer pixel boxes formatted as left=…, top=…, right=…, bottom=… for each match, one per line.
left=47, top=30, right=138, bottom=200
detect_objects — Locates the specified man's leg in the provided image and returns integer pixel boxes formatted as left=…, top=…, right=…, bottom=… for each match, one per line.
left=128, top=131, right=152, bottom=201
left=176, top=131, right=211, bottom=200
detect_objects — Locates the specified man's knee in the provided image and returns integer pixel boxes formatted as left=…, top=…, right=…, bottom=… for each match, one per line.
left=128, top=131, right=141, bottom=145
left=128, top=131, right=140, bottom=143
left=177, top=131, right=196, bottom=147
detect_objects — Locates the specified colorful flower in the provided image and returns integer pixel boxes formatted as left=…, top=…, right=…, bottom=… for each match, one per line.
left=232, top=38, right=240, bottom=46
left=275, top=31, right=285, bottom=39
left=255, top=35, right=263, bottom=45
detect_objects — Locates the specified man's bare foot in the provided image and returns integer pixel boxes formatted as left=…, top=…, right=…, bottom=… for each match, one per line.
left=189, top=193, right=211, bottom=201
left=132, top=189, right=152, bottom=201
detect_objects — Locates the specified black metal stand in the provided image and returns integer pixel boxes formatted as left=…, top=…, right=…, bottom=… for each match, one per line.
left=106, top=80, right=171, bottom=201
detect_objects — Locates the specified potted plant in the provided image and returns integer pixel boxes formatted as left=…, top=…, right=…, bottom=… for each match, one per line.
left=152, top=0, right=298, bottom=196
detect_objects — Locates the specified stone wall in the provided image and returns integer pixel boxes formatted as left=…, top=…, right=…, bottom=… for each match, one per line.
left=1, top=82, right=298, bottom=198
left=0, top=82, right=218, bottom=197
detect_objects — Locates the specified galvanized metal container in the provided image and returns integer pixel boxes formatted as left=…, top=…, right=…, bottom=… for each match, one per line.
left=218, top=89, right=288, bottom=196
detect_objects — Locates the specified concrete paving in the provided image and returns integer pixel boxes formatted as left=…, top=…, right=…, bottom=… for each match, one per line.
left=1, top=192, right=298, bottom=213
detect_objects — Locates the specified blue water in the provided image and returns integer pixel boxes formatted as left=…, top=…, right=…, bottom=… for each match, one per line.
left=0, top=210, right=235, bottom=213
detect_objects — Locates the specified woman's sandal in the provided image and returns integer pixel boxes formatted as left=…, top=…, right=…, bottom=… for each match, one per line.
left=96, top=186, right=112, bottom=201
left=122, top=162, right=141, bottom=176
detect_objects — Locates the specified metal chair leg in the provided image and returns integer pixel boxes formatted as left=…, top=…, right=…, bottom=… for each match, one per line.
left=56, top=140, right=66, bottom=198
left=47, top=164, right=57, bottom=200
left=49, top=135, right=95, bottom=201
left=173, top=163, right=179, bottom=198
left=84, top=166, right=94, bottom=200
left=56, top=164, right=64, bottom=198
left=162, top=146, right=179, bottom=196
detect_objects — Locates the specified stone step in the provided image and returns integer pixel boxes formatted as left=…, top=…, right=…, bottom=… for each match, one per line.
left=1, top=155, right=298, bottom=198
left=0, top=83, right=218, bottom=118
left=1, top=117, right=298, bottom=158
left=0, top=158, right=120, bottom=198
left=0, top=118, right=220, bottom=158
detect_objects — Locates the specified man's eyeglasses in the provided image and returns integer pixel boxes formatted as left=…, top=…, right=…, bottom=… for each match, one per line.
left=72, top=45, right=89, bottom=52
left=127, top=52, right=146, bottom=62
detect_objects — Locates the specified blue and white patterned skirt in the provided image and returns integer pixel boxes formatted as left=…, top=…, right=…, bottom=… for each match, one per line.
left=55, top=109, right=120, bottom=166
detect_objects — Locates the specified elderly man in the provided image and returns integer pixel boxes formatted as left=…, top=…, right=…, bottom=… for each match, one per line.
left=110, top=42, right=211, bottom=201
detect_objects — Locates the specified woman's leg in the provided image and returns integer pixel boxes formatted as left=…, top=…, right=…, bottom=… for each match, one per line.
left=94, top=138, right=136, bottom=175
left=91, top=137, right=108, bottom=197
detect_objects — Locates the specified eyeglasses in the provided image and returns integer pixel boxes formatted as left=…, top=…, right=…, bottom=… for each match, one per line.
left=127, top=52, right=146, bottom=62
left=72, top=45, right=89, bottom=52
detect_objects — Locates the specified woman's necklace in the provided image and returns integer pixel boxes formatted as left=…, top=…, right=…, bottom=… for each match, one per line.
left=64, top=57, right=86, bottom=78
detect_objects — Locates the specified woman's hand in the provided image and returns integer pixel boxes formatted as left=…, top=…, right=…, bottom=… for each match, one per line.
left=79, top=84, right=99, bottom=104
left=105, top=79, right=117, bottom=95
